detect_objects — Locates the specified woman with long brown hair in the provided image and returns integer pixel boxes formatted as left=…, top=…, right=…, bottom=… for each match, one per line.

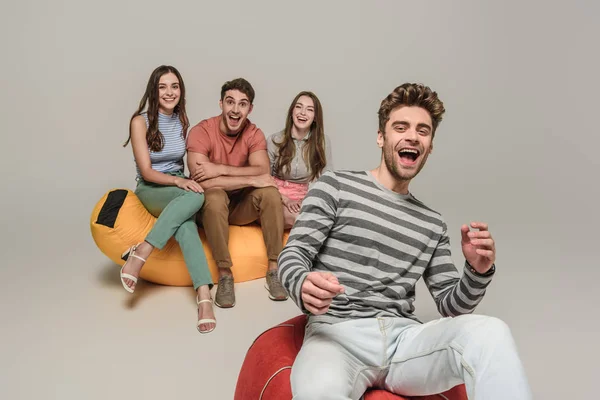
left=267, top=91, right=332, bottom=228
left=121, top=65, right=216, bottom=334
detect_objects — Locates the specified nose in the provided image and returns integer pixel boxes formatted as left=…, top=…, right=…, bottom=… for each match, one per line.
left=404, top=128, right=419, bottom=143
left=232, top=103, right=240, bottom=113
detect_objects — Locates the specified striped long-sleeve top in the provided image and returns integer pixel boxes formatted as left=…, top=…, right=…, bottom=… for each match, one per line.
left=277, top=170, right=495, bottom=325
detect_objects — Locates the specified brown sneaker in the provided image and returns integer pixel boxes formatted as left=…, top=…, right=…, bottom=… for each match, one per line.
left=215, top=275, right=236, bottom=308
left=265, top=270, right=288, bottom=301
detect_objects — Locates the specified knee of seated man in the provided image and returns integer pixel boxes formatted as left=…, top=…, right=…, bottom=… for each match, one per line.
left=254, top=186, right=281, bottom=207
left=464, top=315, right=513, bottom=343
left=202, top=189, right=228, bottom=212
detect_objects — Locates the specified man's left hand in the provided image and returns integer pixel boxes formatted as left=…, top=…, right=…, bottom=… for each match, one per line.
left=461, top=222, right=496, bottom=274
left=192, top=162, right=224, bottom=182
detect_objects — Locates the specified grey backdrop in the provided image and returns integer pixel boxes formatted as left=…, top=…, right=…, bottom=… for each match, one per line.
left=1, top=0, right=598, bottom=399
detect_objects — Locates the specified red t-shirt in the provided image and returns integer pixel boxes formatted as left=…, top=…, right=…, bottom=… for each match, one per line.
left=186, top=115, right=267, bottom=166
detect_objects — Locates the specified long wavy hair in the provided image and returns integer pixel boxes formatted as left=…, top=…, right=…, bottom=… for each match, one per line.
left=273, top=91, right=326, bottom=181
left=123, top=65, right=189, bottom=152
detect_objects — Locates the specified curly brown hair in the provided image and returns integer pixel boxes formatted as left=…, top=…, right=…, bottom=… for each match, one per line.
left=123, top=65, right=189, bottom=152
left=220, top=78, right=255, bottom=104
left=378, top=83, right=445, bottom=137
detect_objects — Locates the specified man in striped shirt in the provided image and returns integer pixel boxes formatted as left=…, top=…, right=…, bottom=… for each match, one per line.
left=278, top=83, right=531, bottom=399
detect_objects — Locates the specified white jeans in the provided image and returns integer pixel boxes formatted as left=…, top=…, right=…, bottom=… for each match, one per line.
left=291, top=315, right=531, bottom=400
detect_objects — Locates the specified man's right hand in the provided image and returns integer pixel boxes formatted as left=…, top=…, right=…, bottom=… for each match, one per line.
left=251, top=174, right=277, bottom=188
left=301, top=272, right=345, bottom=315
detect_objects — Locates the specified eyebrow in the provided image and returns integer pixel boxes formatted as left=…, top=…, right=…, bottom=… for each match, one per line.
left=391, top=121, right=432, bottom=131
left=416, top=123, right=432, bottom=131
left=296, top=102, right=314, bottom=108
left=225, top=96, right=248, bottom=102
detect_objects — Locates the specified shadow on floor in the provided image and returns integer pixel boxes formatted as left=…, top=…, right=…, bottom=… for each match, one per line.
left=96, top=261, right=197, bottom=308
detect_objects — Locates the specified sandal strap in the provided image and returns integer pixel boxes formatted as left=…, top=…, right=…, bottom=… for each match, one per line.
left=197, top=318, right=216, bottom=325
left=120, top=273, right=138, bottom=283
left=129, top=253, right=146, bottom=263
left=197, top=299, right=213, bottom=305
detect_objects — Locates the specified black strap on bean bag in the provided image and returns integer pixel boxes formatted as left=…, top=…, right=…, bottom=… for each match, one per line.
left=95, top=189, right=128, bottom=228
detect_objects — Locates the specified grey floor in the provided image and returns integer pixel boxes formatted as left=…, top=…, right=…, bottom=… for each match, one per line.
left=2, top=240, right=300, bottom=399
left=1, top=222, right=597, bottom=399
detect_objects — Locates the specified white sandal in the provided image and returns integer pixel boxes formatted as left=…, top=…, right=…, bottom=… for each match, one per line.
left=120, top=244, right=146, bottom=294
left=196, top=297, right=217, bottom=334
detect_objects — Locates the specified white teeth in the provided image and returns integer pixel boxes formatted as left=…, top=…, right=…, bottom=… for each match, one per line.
left=399, top=149, right=418, bottom=154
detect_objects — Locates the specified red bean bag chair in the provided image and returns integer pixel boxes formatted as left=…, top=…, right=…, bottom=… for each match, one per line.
left=234, top=314, right=468, bottom=400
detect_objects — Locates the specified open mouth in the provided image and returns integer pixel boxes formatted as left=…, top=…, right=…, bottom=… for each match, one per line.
left=228, top=115, right=241, bottom=126
left=296, top=116, right=308, bottom=123
left=397, top=148, right=420, bottom=165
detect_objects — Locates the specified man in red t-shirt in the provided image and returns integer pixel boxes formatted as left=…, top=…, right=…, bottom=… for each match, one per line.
left=186, top=78, right=288, bottom=308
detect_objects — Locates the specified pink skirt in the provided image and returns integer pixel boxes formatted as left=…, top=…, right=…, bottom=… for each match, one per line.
left=273, top=177, right=309, bottom=201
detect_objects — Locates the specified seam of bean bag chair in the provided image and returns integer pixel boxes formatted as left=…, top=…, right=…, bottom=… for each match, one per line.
left=249, top=323, right=295, bottom=348
left=407, top=392, right=450, bottom=399
left=259, top=366, right=292, bottom=400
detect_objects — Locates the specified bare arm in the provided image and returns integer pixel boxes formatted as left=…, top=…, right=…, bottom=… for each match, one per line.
left=187, top=151, right=274, bottom=191
left=199, top=176, right=259, bottom=191
left=189, top=150, right=270, bottom=178
left=224, top=150, right=270, bottom=176
left=131, top=116, right=198, bottom=190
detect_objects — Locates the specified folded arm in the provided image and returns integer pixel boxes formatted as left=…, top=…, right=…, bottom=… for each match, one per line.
left=187, top=150, right=272, bottom=191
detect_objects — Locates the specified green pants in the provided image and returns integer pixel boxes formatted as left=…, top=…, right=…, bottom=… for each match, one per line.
left=135, top=171, right=212, bottom=290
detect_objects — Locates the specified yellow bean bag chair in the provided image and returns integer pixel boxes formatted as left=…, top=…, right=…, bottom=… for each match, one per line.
left=90, top=189, right=290, bottom=286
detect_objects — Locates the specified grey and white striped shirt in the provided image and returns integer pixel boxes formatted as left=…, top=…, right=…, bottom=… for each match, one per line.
left=278, top=170, right=495, bottom=325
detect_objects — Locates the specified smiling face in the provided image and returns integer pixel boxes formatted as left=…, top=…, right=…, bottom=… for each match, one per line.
left=219, top=89, right=253, bottom=135
left=157, top=72, right=180, bottom=114
left=377, top=106, right=434, bottom=182
left=291, top=95, right=315, bottom=132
